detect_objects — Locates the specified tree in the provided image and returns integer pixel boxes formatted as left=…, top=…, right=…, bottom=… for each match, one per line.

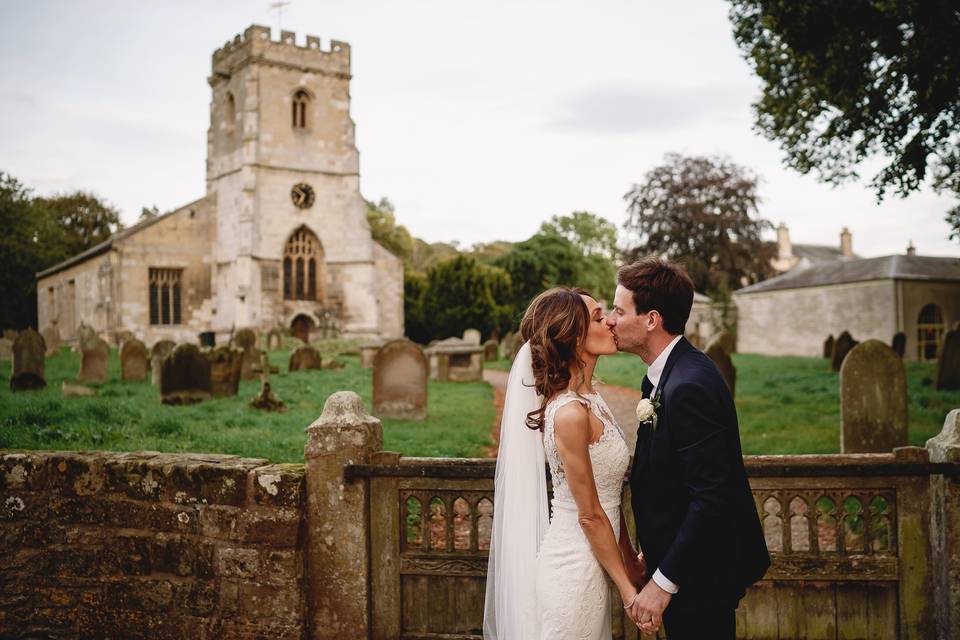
left=623, top=153, right=776, bottom=295
left=419, top=256, right=513, bottom=342
left=539, top=212, right=619, bottom=301
left=403, top=271, right=430, bottom=344
left=728, top=0, right=960, bottom=240
left=366, top=197, right=414, bottom=262
left=0, top=173, right=43, bottom=329
left=491, top=231, right=584, bottom=312
left=32, top=191, right=121, bottom=262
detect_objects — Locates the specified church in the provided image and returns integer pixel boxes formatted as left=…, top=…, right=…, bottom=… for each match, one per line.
left=36, top=25, right=404, bottom=346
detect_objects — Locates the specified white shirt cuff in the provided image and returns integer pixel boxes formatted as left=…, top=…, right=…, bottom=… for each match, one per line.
left=652, top=569, right=679, bottom=594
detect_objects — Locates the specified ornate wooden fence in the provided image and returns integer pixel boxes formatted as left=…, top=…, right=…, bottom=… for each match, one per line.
left=346, top=449, right=959, bottom=640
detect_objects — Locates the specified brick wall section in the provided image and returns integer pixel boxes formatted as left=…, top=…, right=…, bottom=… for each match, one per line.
left=0, top=451, right=307, bottom=640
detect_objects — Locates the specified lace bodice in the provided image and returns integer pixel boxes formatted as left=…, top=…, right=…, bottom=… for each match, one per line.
left=542, top=390, right=630, bottom=512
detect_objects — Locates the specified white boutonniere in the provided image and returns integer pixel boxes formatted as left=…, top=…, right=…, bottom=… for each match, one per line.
left=636, top=394, right=661, bottom=430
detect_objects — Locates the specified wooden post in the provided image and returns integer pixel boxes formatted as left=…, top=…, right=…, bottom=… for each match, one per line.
left=304, top=391, right=383, bottom=639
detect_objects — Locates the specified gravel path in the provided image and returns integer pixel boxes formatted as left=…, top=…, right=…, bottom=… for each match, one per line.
left=483, top=369, right=642, bottom=456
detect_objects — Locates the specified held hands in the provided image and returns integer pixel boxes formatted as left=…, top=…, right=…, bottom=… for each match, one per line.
left=627, top=577, right=672, bottom=635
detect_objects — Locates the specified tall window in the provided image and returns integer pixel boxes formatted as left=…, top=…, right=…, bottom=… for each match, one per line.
left=917, top=303, right=944, bottom=361
left=292, top=89, right=310, bottom=129
left=149, top=268, right=183, bottom=325
left=224, top=91, right=237, bottom=136
left=283, top=227, right=323, bottom=301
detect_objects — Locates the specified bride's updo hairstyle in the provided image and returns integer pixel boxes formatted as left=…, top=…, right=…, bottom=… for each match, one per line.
left=519, top=287, right=592, bottom=431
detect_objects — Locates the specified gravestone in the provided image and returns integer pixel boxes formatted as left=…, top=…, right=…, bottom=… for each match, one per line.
left=0, top=338, right=12, bottom=361
left=76, top=337, right=109, bottom=385
left=114, top=329, right=133, bottom=348
left=509, top=333, right=524, bottom=361
left=266, top=328, right=284, bottom=351
left=373, top=339, right=428, bottom=420
left=483, top=339, right=499, bottom=362
left=2, top=329, right=18, bottom=341
left=500, top=331, right=515, bottom=359
left=233, top=328, right=257, bottom=351
left=936, top=329, right=960, bottom=391
left=831, top=331, right=858, bottom=372
left=250, top=352, right=286, bottom=412
left=120, top=339, right=148, bottom=382
left=891, top=332, right=906, bottom=358
left=462, top=328, right=481, bottom=346
left=76, top=323, right=97, bottom=351
left=360, top=340, right=384, bottom=369
left=840, top=340, right=908, bottom=453
left=160, top=344, right=212, bottom=405
left=41, top=325, right=61, bottom=356
left=150, top=340, right=176, bottom=387
left=289, top=345, right=322, bottom=372
left=10, top=328, right=46, bottom=390
left=425, top=337, right=484, bottom=382
left=232, top=328, right=262, bottom=381
left=206, top=346, right=242, bottom=397
left=704, top=343, right=736, bottom=398
left=823, top=335, right=835, bottom=359
left=708, top=330, right=736, bottom=355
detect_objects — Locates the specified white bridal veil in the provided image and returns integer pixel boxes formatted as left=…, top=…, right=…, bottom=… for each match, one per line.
left=482, top=342, right=549, bottom=639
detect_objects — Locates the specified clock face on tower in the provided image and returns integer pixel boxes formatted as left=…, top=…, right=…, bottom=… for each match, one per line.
left=291, top=183, right=315, bottom=209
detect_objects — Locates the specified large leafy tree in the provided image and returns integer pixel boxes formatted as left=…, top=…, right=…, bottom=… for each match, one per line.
left=491, top=231, right=584, bottom=313
left=728, top=0, right=960, bottom=239
left=33, top=191, right=121, bottom=261
left=539, top=211, right=618, bottom=301
left=623, top=153, right=776, bottom=294
left=420, top=256, right=513, bottom=341
left=366, top=197, right=414, bottom=263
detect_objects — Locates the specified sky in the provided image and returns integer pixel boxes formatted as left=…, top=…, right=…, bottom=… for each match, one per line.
left=0, top=0, right=956, bottom=258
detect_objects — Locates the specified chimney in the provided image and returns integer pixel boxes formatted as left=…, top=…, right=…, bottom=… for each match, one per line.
left=840, top=227, right=853, bottom=258
left=777, top=223, right=793, bottom=259
left=906, top=240, right=916, bottom=256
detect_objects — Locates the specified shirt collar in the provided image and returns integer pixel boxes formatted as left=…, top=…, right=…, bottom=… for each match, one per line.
left=646, top=334, right=683, bottom=390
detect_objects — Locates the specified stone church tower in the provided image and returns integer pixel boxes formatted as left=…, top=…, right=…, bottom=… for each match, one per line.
left=36, top=25, right=403, bottom=345
left=207, top=25, right=402, bottom=340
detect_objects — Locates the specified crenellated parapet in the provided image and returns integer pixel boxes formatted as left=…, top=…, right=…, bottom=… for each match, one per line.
left=210, top=24, right=350, bottom=84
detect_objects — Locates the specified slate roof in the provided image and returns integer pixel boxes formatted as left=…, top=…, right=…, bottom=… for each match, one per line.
left=791, top=243, right=855, bottom=263
left=735, top=254, right=960, bottom=295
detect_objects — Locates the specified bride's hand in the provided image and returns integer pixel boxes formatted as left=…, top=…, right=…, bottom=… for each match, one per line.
left=621, top=589, right=641, bottom=623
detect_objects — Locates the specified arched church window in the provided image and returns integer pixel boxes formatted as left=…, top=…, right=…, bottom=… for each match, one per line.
left=283, top=226, right=324, bottom=301
left=149, top=268, right=183, bottom=325
left=917, top=303, right=944, bottom=361
left=225, top=91, right=237, bottom=136
left=292, top=89, right=310, bottom=129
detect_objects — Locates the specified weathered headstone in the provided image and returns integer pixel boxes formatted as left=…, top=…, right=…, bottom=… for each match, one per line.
left=935, top=329, right=960, bottom=391
left=250, top=352, right=286, bottom=412
left=360, top=340, right=384, bottom=369
left=840, top=340, right=908, bottom=453
left=266, top=328, right=284, bottom=351
left=823, top=335, right=835, bottom=359
left=891, top=332, right=906, bottom=358
left=150, top=340, right=176, bottom=387
left=76, top=323, right=97, bottom=351
left=704, top=343, right=736, bottom=398
left=373, top=339, right=428, bottom=420
left=114, top=329, right=133, bottom=348
left=2, top=329, right=18, bottom=341
left=425, top=337, right=484, bottom=382
left=483, top=339, right=499, bottom=362
left=76, top=337, right=109, bottom=385
left=233, top=328, right=257, bottom=351
left=509, top=333, right=524, bottom=361
left=160, top=344, right=212, bottom=405
left=240, top=346, right=263, bottom=381
left=0, top=338, right=12, bottom=361
left=41, top=325, right=61, bottom=356
left=831, top=331, right=858, bottom=372
left=10, top=328, right=46, bottom=390
left=120, top=338, right=148, bottom=382
left=289, top=345, right=322, bottom=372
left=462, top=328, right=481, bottom=346
left=500, top=331, right=515, bottom=359
left=205, top=346, right=242, bottom=397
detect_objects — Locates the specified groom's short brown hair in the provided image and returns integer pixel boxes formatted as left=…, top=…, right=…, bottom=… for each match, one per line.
left=617, top=257, right=694, bottom=335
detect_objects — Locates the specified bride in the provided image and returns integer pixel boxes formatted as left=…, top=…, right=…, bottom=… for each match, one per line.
left=483, top=287, right=647, bottom=639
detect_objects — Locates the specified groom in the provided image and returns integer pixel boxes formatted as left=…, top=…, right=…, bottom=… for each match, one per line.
left=606, top=257, right=769, bottom=639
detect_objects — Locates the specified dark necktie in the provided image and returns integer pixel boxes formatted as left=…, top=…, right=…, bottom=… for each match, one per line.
left=641, top=375, right=653, bottom=399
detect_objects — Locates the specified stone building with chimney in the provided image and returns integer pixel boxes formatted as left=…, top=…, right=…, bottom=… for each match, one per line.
left=36, top=25, right=404, bottom=346
left=734, top=226, right=960, bottom=361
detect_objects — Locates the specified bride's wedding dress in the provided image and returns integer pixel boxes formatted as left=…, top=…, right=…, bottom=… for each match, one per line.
left=536, top=391, right=630, bottom=639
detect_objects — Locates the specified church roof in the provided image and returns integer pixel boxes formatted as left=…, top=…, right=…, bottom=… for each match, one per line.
left=36, top=195, right=211, bottom=279
left=735, top=254, right=960, bottom=295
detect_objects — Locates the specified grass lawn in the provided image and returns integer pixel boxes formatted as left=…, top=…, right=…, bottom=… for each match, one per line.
left=0, top=346, right=494, bottom=462
left=490, top=351, right=959, bottom=455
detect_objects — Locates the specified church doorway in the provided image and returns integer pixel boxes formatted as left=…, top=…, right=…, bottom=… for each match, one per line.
left=917, top=303, right=944, bottom=361
left=291, top=314, right=315, bottom=344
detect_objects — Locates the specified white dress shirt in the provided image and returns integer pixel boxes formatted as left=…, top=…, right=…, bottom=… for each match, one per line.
left=644, top=334, right=683, bottom=595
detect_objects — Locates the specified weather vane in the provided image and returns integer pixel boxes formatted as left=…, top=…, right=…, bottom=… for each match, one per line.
left=269, top=0, right=290, bottom=33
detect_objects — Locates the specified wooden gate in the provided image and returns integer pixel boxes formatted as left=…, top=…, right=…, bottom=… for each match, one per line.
left=349, top=450, right=953, bottom=639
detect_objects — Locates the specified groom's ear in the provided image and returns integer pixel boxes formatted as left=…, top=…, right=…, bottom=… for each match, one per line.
left=647, top=309, right=663, bottom=331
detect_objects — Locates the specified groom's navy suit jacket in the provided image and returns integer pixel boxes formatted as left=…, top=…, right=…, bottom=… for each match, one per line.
left=630, top=337, right=769, bottom=610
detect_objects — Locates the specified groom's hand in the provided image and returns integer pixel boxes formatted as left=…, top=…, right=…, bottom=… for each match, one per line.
left=629, top=577, right=671, bottom=635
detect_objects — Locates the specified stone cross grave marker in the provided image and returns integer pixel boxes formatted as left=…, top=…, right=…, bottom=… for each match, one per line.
left=150, top=340, right=176, bottom=387
left=77, top=337, right=109, bottom=385
left=373, top=339, right=428, bottom=420
left=10, top=328, right=46, bottom=390
left=161, top=343, right=212, bottom=405
left=250, top=351, right=286, bottom=412
left=840, top=340, right=908, bottom=453
left=120, top=338, right=148, bottom=382
left=936, top=329, right=960, bottom=391
left=289, top=344, right=322, bottom=372
left=831, top=330, right=858, bottom=372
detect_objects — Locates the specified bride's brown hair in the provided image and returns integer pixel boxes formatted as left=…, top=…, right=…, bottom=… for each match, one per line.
left=519, top=287, right=592, bottom=431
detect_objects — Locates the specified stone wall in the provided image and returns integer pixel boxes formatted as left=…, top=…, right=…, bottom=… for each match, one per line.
left=0, top=451, right=306, bottom=639
left=899, top=280, right=960, bottom=361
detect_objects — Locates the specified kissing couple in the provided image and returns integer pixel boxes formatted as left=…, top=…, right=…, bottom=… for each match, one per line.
left=483, top=257, right=770, bottom=639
